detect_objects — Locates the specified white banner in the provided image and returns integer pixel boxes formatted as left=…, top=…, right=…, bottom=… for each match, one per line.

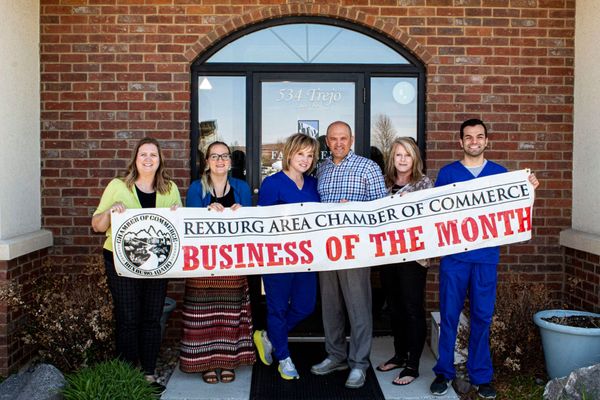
left=111, top=170, right=534, bottom=278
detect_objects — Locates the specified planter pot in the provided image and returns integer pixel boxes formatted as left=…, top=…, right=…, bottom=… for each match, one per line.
left=160, top=296, right=177, bottom=339
left=533, top=309, right=600, bottom=379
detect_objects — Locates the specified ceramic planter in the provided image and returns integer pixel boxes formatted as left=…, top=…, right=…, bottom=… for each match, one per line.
left=533, top=309, right=600, bottom=379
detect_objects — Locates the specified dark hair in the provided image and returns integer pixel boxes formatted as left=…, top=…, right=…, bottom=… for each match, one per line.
left=123, top=137, right=173, bottom=194
left=460, top=118, right=488, bottom=139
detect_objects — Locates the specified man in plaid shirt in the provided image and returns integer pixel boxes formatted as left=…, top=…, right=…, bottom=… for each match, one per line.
left=310, top=121, right=387, bottom=389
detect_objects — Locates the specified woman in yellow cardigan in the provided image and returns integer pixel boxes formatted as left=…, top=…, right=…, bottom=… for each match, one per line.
left=92, top=137, right=181, bottom=394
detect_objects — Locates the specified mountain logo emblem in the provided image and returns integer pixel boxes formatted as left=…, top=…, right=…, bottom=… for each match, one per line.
left=114, top=213, right=180, bottom=277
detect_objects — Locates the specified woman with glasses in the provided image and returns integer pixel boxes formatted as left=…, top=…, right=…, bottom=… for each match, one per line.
left=376, top=137, right=433, bottom=386
left=179, top=141, right=255, bottom=384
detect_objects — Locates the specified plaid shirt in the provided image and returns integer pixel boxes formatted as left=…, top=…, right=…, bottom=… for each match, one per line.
left=317, top=151, right=387, bottom=203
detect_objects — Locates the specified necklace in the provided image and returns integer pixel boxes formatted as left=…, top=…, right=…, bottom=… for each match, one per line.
left=212, top=180, right=229, bottom=198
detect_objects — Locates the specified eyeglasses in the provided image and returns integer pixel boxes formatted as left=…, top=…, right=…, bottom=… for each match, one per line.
left=208, top=153, right=231, bottom=161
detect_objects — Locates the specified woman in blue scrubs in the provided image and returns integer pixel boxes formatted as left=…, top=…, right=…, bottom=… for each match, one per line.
left=253, top=133, right=320, bottom=380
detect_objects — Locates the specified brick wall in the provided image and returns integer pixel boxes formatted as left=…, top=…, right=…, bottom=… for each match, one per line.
left=39, top=0, right=578, bottom=346
left=564, top=248, right=600, bottom=313
left=0, top=250, right=47, bottom=375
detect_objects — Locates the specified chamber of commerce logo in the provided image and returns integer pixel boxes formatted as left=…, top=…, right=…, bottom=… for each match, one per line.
left=114, top=213, right=180, bottom=276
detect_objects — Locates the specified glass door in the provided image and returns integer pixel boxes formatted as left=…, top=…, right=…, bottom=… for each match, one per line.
left=249, top=74, right=364, bottom=196
left=248, top=74, right=363, bottom=336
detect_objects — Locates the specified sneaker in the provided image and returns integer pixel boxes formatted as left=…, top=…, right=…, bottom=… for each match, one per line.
left=278, top=357, right=300, bottom=380
left=344, top=368, right=366, bottom=389
left=476, top=383, right=497, bottom=399
left=253, top=330, right=273, bottom=366
left=430, top=374, right=450, bottom=396
left=310, top=358, right=349, bottom=376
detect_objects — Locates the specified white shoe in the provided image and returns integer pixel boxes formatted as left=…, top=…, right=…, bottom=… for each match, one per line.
left=345, top=368, right=366, bottom=389
left=310, top=358, right=348, bottom=376
left=278, top=357, right=300, bottom=380
left=253, top=330, right=273, bottom=366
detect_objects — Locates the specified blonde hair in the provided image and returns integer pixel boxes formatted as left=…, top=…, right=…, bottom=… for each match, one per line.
left=384, top=137, right=424, bottom=189
left=200, top=141, right=231, bottom=197
left=282, top=133, right=319, bottom=173
left=123, top=137, right=173, bottom=195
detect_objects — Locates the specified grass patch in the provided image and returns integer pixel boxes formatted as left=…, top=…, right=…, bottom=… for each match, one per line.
left=62, top=359, right=159, bottom=400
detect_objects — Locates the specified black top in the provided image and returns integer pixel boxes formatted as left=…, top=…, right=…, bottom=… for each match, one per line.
left=211, top=187, right=235, bottom=207
left=390, top=184, right=405, bottom=195
left=135, top=185, right=157, bottom=208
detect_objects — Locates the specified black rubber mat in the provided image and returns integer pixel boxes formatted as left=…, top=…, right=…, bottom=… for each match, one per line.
left=249, top=342, right=385, bottom=400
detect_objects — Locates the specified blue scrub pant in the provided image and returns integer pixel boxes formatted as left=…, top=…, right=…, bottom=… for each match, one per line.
left=433, top=257, right=497, bottom=385
left=263, top=272, right=317, bottom=361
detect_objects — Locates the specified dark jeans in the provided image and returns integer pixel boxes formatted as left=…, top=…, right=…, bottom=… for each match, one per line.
left=103, top=249, right=168, bottom=375
left=380, top=260, right=427, bottom=370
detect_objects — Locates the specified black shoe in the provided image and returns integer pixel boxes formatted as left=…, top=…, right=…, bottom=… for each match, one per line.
left=477, top=383, right=497, bottom=399
left=150, top=381, right=166, bottom=395
left=430, top=374, right=450, bottom=396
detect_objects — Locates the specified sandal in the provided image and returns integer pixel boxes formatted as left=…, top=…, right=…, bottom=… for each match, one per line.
left=220, top=369, right=235, bottom=383
left=202, top=370, right=218, bottom=384
left=376, top=356, right=406, bottom=372
left=392, top=367, right=419, bottom=386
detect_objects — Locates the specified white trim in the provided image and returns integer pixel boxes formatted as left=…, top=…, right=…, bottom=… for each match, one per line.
left=560, top=229, right=600, bottom=256
left=0, top=230, right=53, bottom=261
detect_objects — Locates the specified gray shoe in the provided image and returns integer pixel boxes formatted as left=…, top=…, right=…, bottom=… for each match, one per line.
left=345, top=368, right=366, bottom=389
left=310, top=358, right=349, bottom=376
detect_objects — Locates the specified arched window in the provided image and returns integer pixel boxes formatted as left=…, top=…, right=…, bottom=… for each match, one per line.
left=191, top=18, right=425, bottom=186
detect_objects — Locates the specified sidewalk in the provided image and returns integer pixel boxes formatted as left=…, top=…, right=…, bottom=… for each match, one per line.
left=162, top=336, right=459, bottom=400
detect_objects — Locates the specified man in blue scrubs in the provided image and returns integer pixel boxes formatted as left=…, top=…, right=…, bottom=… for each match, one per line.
left=430, top=119, right=539, bottom=399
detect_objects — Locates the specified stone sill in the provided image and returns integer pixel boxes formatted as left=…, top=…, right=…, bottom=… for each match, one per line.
left=560, top=228, right=600, bottom=256
left=0, top=230, right=53, bottom=261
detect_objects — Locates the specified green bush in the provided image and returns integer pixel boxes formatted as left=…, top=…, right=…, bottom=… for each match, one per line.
left=62, top=359, right=159, bottom=400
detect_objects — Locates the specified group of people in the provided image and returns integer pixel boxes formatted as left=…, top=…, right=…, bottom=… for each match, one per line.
left=92, top=118, right=539, bottom=398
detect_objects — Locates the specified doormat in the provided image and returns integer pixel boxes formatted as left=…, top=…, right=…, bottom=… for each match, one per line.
left=249, top=342, right=384, bottom=400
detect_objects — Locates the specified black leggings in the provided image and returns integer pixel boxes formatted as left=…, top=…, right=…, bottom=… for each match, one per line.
left=380, top=261, right=427, bottom=370
left=103, top=249, right=168, bottom=375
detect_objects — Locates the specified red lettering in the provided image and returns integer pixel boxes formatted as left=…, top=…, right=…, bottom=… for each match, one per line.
left=387, top=230, right=408, bottom=255
left=342, top=235, right=359, bottom=260
left=283, top=242, right=299, bottom=265
left=326, top=236, right=342, bottom=261
left=496, top=210, right=515, bottom=235
left=368, top=233, right=386, bottom=257
left=407, top=226, right=424, bottom=251
left=435, top=220, right=461, bottom=247
left=461, top=217, right=479, bottom=242
left=265, top=243, right=284, bottom=267
left=246, top=243, right=264, bottom=267
left=200, top=245, right=217, bottom=270
left=182, top=246, right=199, bottom=270
left=218, top=244, right=233, bottom=269
left=234, top=243, right=246, bottom=268
left=477, top=213, right=498, bottom=240
left=515, top=206, right=532, bottom=233
left=299, top=240, right=313, bottom=264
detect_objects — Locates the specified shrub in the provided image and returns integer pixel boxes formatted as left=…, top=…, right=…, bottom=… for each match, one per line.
left=0, top=256, right=114, bottom=372
left=457, top=276, right=554, bottom=376
left=62, top=359, right=158, bottom=400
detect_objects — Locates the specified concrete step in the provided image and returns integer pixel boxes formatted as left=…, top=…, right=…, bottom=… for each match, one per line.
left=162, top=336, right=459, bottom=400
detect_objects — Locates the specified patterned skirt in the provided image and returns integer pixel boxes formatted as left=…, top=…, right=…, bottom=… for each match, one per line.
left=179, top=276, right=256, bottom=372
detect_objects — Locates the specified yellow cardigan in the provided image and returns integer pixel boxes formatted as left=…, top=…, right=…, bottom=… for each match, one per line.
left=93, top=178, right=182, bottom=251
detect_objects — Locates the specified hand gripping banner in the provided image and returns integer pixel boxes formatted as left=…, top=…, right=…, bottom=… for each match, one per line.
left=111, top=170, right=535, bottom=278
